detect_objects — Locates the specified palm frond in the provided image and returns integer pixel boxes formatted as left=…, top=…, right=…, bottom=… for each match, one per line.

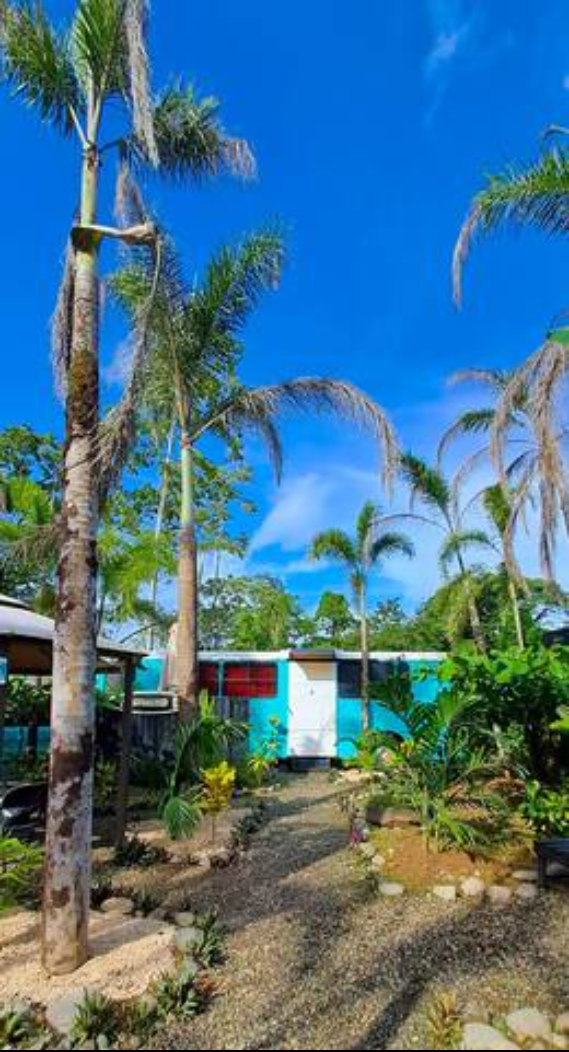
left=114, top=157, right=147, bottom=227
left=356, top=499, right=377, bottom=554
left=439, top=529, right=494, bottom=576
left=454, top=150, right=569, bottom=304
left=310, top=529, right=357, bottom=568
left=124, top=0, right=157, bottom=166
left=70, top=0, right=127, bottom=104
left=0, top=1, right=78, bottom=133
left=143, top=83, right=256, bottom=181
left=399, top=453, right=451, bottom=517
left=368, top=531, right=415, bottom=565
left=437, top=409, right=496, bottom=466
left=50, top=238, right=76, bottom=398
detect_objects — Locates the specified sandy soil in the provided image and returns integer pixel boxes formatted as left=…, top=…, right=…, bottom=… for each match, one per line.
left=0, top=909, right=175, bottom=1005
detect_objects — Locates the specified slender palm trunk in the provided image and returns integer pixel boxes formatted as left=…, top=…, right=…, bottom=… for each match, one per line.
left=455, top=550, right=486, bottom=653
left=177, top=430, right=199, bottom=722
left=148, top=416, right=176, bottom=651
left=508, top=576, right=526, bottom=650
left=42, top=142, right=100, bottom=975
left=360, top=581, right=370, bottom=733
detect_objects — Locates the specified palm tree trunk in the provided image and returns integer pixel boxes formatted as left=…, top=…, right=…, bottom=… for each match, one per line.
left=360, top=582, right=370, bottom=733
left=456, top=551, right=486, bottom=653
left=508, top=576, right=526, bottom=650
left=148, top=415, right=176, bottom=651
left=42, top=142, right=100, bottom=976
left=176, top=430, right=199, bottom=722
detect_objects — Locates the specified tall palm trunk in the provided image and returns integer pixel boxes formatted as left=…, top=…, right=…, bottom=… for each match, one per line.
left=359, top=581, right=370, bottom=733
left=177, top=430, right=199, bottom=721
left=148, top=416, right=176, bottom=651
left=507, top=575, right=526, bottom=650
left=455, top=549, right=486, bottom=653
left=42, top=142, right=100, bottom=976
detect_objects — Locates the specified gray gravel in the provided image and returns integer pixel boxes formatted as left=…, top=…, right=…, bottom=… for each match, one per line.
left=152, top=773, right=569, bottom=1051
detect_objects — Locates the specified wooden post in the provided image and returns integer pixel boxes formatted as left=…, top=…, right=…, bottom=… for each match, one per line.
left=114, top=657, right=136, bottom=847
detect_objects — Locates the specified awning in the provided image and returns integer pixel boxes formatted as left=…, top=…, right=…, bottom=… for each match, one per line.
left=0, top=594, right=146, bottom=676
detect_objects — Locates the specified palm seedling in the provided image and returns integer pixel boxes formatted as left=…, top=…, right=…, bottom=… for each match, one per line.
left=0, top=0, right=254, bottom=972
left=310, top=501, right=414, bottom=730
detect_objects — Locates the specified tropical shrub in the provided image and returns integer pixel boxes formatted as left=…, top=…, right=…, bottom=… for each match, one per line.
left=520, top=781, right=569, bottom=837
left=368, top=690, right=510, bottom=851
left=247, top=716, right=281, bottom=785
left=438, top=645, right=569, bottom=782
left=112, top=834, right=169, bottom=869
left=201, top=762, right=236, bottom=842
left=70, top=992, right=120, bottom=1047
left=94, top=759, right=118, bottom=814
left=0, top=837, right=43, bottom=909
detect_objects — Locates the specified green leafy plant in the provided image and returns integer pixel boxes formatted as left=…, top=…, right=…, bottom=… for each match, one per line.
left=201, top=762, right=236, bottom=843
left=520, top=781, right=569, bottom=837
left=152, top=959, right=204, bottom=1021
left=70, top=991, right=120, bottom=1047
left=247, top=716, right=281, bottom=785
left=94, top=758, right=118, bottom=814
left=112, top=835, right=169, bottom=869
left=0, top=1003, right=43, bottom=1048
left=0, top=838, right=43, bottom=908
left=160, top=786, right=203, bottom=842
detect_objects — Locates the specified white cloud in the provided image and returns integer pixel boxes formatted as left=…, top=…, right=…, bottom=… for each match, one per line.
left=563, top=73, right=569, bottom=92
left=102, top=337, right=133, bottom=387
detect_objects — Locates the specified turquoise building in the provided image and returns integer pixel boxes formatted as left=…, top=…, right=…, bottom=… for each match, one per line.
left=134, top=649, right=445, bottom=762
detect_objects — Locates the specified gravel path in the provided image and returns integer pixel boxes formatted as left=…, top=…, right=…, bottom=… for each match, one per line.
left=155, top=773, right=569, bottom=1051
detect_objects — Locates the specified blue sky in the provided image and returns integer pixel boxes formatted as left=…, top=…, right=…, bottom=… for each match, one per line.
left=0, top=0, right=567, bottom=612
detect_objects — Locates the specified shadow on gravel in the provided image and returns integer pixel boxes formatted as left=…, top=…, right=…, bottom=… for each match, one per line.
left=344, top=900, right=566, bottom=1051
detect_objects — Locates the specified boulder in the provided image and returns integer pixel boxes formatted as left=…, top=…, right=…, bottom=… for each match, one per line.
left=378, top=881, right=405, bottom=897
left=100, top=896, right=135, bottom=916
left=487, top=885, right=513, bottom=906
left=370, top=853, right=386, bottom=870
left=461, top=877, right=486, bottom=899
left=174, top=926, right=206, bottom=955
left=505, top=1009, right=552, bottom=1043
left=515, top=883, right=538, bottom=902
left=45, top=990, right=89, bottom=1036
left=461, top=1022, right=520, bottom=1050
left=173, top=911, right=197, bottom=928
left=359, top=842, right=377, bottom=860
left=433, top=885, right=457, bottom=903
left=512, top=869, right=538, bottom=883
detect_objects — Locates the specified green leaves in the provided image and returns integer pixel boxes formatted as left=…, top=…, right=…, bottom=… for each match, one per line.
left=439, top=529, right=493, bottom=576
left=71, top=0, right=126, bottom=104
left=0, top=1, right=78, bottom=132
left=399, top=453, right=451, bottom=517
left=310, top=528, right=357, bottom=568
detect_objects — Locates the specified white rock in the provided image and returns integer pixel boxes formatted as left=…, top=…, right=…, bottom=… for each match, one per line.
left=433, top=885, right=457, bottom=902
left=378, top=881, right=405, bottom=897
left=359, top=842, right=377, bottom=860
left=487, top=885, right=513, bottom=906
left=100, top=896, right=135, bottom=916
left=461, top=1022, right=520, bottom=1049
left=505, top=1008, right=552, bottom=1042
left=173, top=911, right=197, bottom=928
left=512, top=869, right=538, bottom=883
left=461, top=877, right=486, bottom=898
left=370, top=853, right=386, bottom=870
left=515, top=883, right=538, bottom=902
left=45, top=990, right=89, bottom=1035
left=555, top=1013, right=569, bottom=1036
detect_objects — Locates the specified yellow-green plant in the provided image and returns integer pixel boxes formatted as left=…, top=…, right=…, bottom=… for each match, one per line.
left=201, top=762, right=236, bottom=843
left=247, top=715, right=281, bottom=786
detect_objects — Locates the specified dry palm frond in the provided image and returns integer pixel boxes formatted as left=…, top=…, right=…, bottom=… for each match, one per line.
left=222, top=136, right=257, bottom=180
left=114, top=156, right=147, bottom=227
left=124, top=0, right=158, bottom=166
left=51, top=238, right=76, bottom=399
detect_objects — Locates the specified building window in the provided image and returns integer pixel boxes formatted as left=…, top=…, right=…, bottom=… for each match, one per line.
left=199, top=662, right=220, bottom=696
left=337, top=659, right=410, bottom=698
left=223, top=662, right=277, bottom=699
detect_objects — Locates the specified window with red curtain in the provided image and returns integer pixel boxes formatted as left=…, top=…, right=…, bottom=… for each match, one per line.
left=198, top=662, right=220, bottom=696
left=223, top=663, right=277, bottom=698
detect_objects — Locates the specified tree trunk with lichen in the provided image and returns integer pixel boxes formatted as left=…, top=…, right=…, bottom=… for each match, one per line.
left=176, top=431, right=199, bottom=722
left=42, top=145, right=100, bottom=976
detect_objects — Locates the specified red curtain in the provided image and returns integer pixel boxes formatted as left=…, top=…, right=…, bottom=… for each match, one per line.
left=223, top=663, right=277, bottom=698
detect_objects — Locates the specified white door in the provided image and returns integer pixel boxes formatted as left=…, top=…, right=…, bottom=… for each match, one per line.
left=288, top=661, right=336, bottom=758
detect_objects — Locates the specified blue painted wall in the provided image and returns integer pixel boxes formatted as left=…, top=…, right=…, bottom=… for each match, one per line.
left=337, top=659, right=443, bottom=761
left=134, top=656, right=164, bottom=692
left=248, top=660, right=289, bottom=759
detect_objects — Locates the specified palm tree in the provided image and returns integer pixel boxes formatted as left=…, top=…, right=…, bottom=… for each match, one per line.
left=0, top=0, right=253, bottom=974
left=440, top=363, right=568, bottom=583
left=398, top=455, right=488, bottom=652
left=453, top=144, right=569, bottom=304
left=310, top=502, right=414, bottom=730
left=112, top=233, right=399, bottom=720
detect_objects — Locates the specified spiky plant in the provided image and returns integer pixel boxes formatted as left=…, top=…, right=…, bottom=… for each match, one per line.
left=397, top=454, right=489, bottom=652
left=0, top=0, right=253, bottom=974
left=310, top=502, right=414, bottom=729
left=111, top=233, right=399, bottom=719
